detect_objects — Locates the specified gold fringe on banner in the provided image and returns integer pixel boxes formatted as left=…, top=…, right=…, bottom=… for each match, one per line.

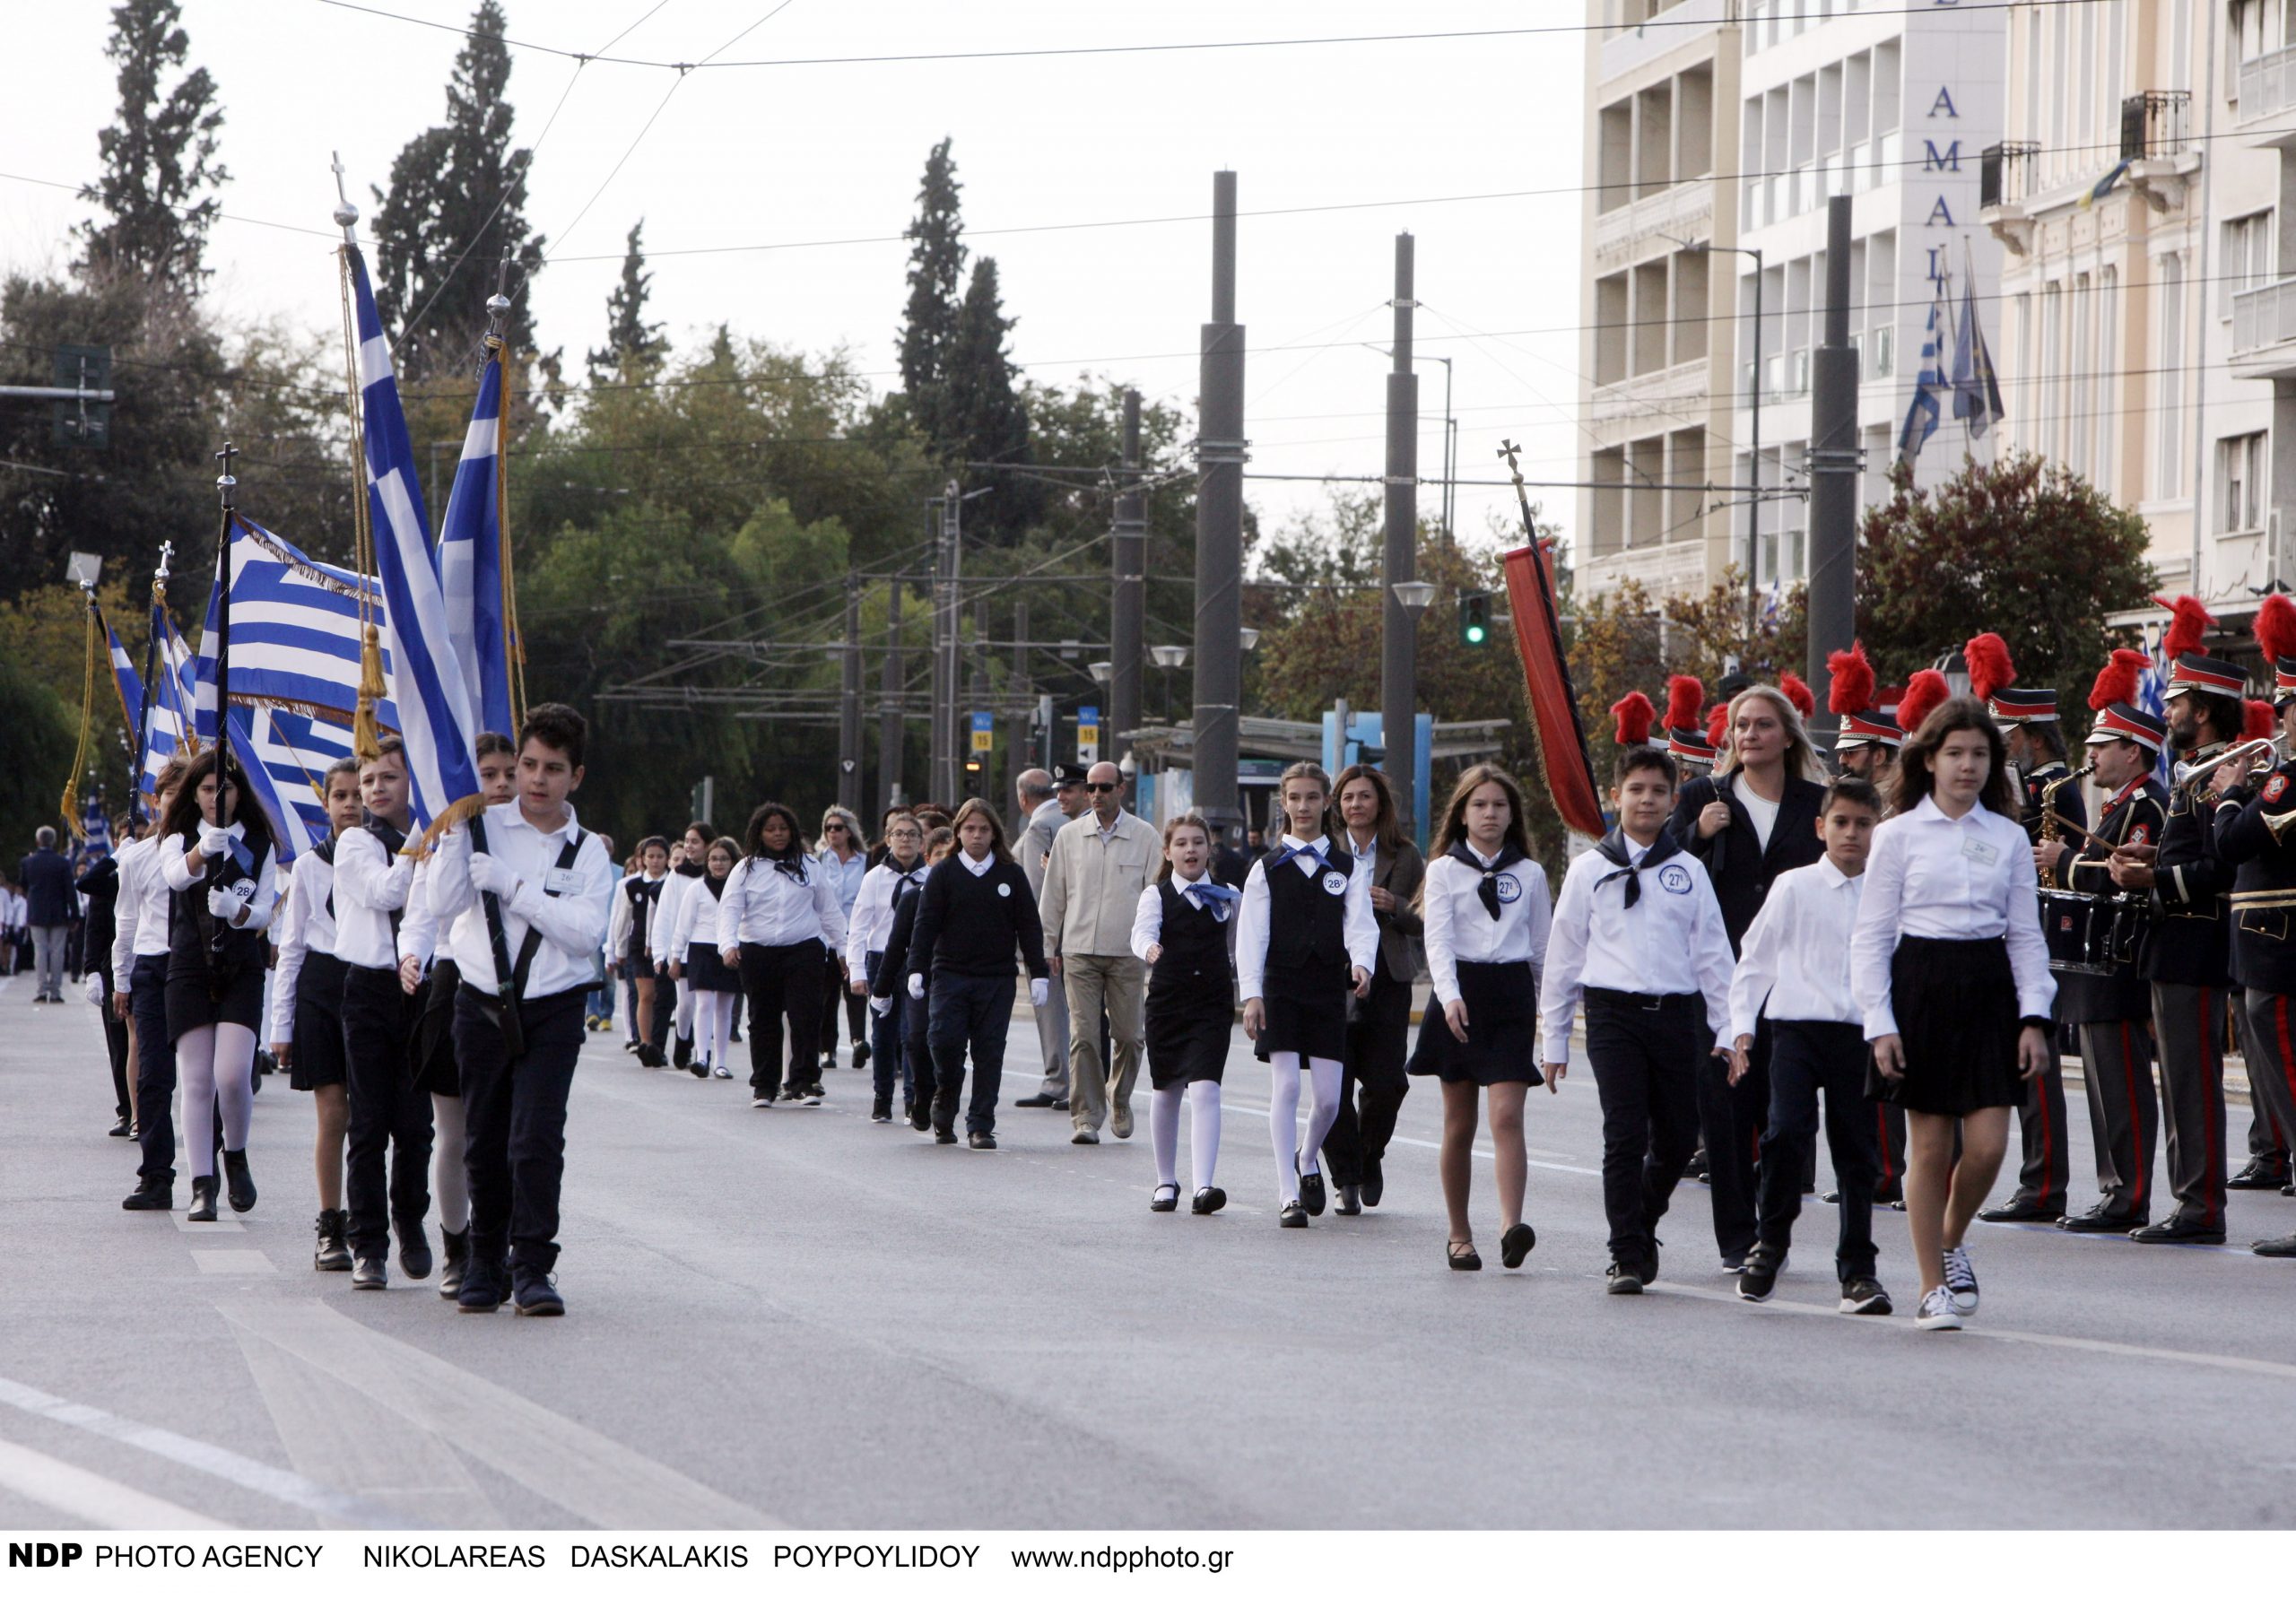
left=59, top=597, right=98, bottom=839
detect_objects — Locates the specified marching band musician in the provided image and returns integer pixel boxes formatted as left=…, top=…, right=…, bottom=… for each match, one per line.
left=2216, top=653, right=2296, bottom=1258
left=1662, top=675, right=1716, bottom=781
left=2231, top=608, right=2296, bottom=1194
left=2043, top=661, right=2170, bottom=1235
left=1826, top=642, right=1900, bottom=789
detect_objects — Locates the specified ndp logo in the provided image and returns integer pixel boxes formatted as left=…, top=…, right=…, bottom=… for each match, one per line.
left=9, top=1542, right=84, bottom=1568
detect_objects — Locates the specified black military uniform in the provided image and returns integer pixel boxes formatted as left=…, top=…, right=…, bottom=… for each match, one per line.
left=2047, top=702, right=2170, bottom=1231
left=2211, top=740, right=2296, bottom=1255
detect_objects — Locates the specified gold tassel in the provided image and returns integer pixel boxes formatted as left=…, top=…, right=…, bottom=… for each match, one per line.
left=405, top=792, right=490, bottom=858
left=352, top=620, right=387, bottom=763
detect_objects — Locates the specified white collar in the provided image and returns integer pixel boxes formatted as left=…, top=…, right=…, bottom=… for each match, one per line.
left=1281, top=833, right=1329, bottom=855
left=1814, top=855, right=1857, bottom=889
left=960, top=849, right=993, bottom=875
left=1170, top=869, right=1211, bottom=889
left=1346, top=831, right=1378, bottom=858
left=1910, top=794, right=1989, bottom=829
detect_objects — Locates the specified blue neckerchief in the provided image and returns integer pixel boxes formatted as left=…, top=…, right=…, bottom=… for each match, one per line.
left=1179, top=879, right=1239, bottom=921
left=1272, top=838, right=1331, bottom=874
left=1593, top=828, right=1680, bottom=909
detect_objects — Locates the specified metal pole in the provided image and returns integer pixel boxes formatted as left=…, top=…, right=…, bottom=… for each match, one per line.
left=1006, top=595, right=1031, bottom=795
left=943, top=489, right=964, bottom=804
left=1747, top=248, right=1764, bottom=641
left=968, top=599, right=990, bottom=801
left=878, top=578, right=904, bottom=812
left=1805, top=195, right=1858, bottom=747
left=839, top=570, right=863, bottom=812
left=1191, top=171, right=1246, bottom=846
left=1380, top=232, right=1421, bottom=838
left=1111, top=387, right=1145, bottom=760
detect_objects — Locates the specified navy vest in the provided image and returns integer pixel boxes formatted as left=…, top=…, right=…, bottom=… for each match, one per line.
left=1261, top=844, right=1355, bottom=977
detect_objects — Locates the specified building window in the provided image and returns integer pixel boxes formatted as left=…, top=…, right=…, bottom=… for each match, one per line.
left=2221, top=433, right=2267, bottom=533
left=2223, top=212, right=2276, bottom=314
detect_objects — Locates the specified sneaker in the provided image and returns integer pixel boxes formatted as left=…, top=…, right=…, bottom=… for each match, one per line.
left=751, top=1094, right=774, bottom=1109
left=1915, top=1285, right=1963, bottom=1331
left=1071, top=1129, right=1099, bottom=1146
left=1839, top=1277, right=1892, bottom=1316
left=1942, top=1245, right=1979, bottom=1315
left=1736, top=1244, right=1783, bottom=1302
left=871, top=1097, right=893, bottom=1124
left=1110, top=1101, right=1135, bottom=1140
left=1605, top=1262, right=1646, bottom=1295
left=801, top=1085, right=823, bottom=1107
left=778, top=1083, right=803, bottom=1104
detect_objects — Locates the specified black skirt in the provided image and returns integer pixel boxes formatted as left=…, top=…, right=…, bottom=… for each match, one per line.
left=1870, top=934, right=2025, bottom=1116
left=289, top=951, right=350, bottom=1090
left=165, top=956, right=266, bottom=1038
left=685, top=939, right=736, bottom=994
left=1253, top=961, right=1351, bottom=1064
left=409, top=961, right=457, bottom=1097
left=1146, top=981, right=1231, bottom=1090
left=1407, top=958, right=1544, bottom=1086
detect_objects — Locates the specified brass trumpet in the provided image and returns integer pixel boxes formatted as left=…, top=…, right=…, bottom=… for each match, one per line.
left=2171, top=736, right=2283, bottom=796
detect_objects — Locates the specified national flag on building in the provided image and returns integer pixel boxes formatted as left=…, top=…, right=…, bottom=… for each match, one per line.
left=1950, top=244, right=2006, bottom=439
left=438, top=339, right=517, bottom=738
left=1897, top=282, right=1950, bottom=465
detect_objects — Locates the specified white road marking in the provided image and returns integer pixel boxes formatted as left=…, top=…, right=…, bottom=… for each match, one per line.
left=0, top=1431, right=226, bottom=1529
left=190, top=1248, right=275, bottom=1276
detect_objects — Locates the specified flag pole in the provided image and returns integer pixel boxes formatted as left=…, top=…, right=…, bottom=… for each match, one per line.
left=205, top=441, right=239, bottom=963
left=485, top=249, right=526, bottom=730
left=332, top=152, right=387, bottom=766
left=131, top=542, right=172, bottom=828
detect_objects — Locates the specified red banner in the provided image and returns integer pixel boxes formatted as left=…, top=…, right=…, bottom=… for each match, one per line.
left=1501, top=540, right=1605, bottom=839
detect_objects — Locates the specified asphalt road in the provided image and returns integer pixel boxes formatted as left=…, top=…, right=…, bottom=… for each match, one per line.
left=2, top=969, right=2293, bottom=1531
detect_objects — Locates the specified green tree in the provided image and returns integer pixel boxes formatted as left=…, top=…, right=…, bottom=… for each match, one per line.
left=370, top=0, right=545, bottom=380
left=944, top=256, right=1038, bottom=540
left=0, top=655, right=80, bottom=866
left=587, top=220, right=665, bottom=383
left=896, top=137, right=965, bottom=450
left=75, top=0, right=228, bottom=291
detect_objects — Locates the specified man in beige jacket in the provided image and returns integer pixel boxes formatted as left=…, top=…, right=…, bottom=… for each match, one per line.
left=1039, top=761, right=1160, bottom=1142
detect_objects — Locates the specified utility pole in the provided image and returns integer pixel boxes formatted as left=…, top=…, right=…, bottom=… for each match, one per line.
left=1007, top=596, right=1032, bottom=795
left=1380, top=232, right=1421, bottom=838
left=878, top=579, right=905, bottom=812
left=1110, top=387, right=1145, bottom=768
left=930, top=485, right=965, bottom=806
left=1191, top=171, right=1246, bottom=847
left=969, top=598, right=991, bottom=801
left=1805, top=195, right=1858, bottom=745
left=839, top=570, right=863, bottom=812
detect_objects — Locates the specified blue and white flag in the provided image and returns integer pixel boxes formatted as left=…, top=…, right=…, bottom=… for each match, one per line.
left=2137, top=625, right=2173, bottom=790
left=228, top=703, right=352, bottom=862
left=439, top=343, right=516, bottom=737
left=347, top=243, right=480, bottom=826
left=1951, top=245, right=2006, bottom=439
left=140, top=604, right=201, bottom=799
left=1897, top=282, right=1950, bottom=465
left=101, top=606, right=143, bottom=737
left=194, top=516, right=401, bottom=734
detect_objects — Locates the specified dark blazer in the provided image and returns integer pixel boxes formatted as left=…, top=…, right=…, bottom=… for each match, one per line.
left=1668, top=772, right=1828, bottom=954
left=1343, top=834, right=1425, bottom=985
left=75, top=856, right=119, bottom=978
left=17, top=847, right=74, bottom=927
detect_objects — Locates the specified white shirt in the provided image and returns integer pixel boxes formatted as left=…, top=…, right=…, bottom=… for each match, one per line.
left=607, top=872, right=665, bottom=964
left=158, top=824, right=279, bottom=935
left=111, top=836, right=171, bottom=975
left=816, top=847, right=869, bottom=916
left=1232, top=835, right=1379, bottom=1002
left=1725, top=856, right=1864, bottom=1046
left=430, top=801, right=616, bottom=1000
left=666, top=873, right=726, bottom=959
left=1734, top=776, right=1781, bottom=851
left=715, top=855, right=849, bottom=952
left=845, top=858, right=926, bottom=970
left=268, top=847, right=342, bottom=1042
left=1850, top=794, right=2055, bottom=1039
left=650, top=871, right=698, bottom=967
left=329, top=821, right=415, bottom=970
left=1422, top=847, right=1552, bottom=1006
left=1129, top=870, right=1238, bottom=961
left=1535, top=836, right=1735, bottom=1065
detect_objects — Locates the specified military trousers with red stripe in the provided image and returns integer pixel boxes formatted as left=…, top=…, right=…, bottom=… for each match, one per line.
left=2239, top=990, right=2296, bottom=1196
left=2150, top=982, right=2229, bottom=1231
left=2074, top=1013, right=2158, bottom=1222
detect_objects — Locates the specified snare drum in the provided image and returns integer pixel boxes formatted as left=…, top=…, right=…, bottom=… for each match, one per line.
left=2039, top=888, right=2114, bottom=976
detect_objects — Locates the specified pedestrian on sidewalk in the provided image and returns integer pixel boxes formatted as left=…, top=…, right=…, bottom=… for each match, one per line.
left=1326, top=763, right=1424, bottom=1214
left=117, top=759, right=189, bottom=1211
left=1039, top=761, right=1158, bottom=1146
left=1235, top=761, right=1376, bottom=1229
left=1408, top=765, right=1551, bottom=1273
left=1851, top=688, right=2057, bottom=1332
left=846, top=812, right=926, bottom=1120
left=1132, top=813, right=1236, bottom=1215
left=18, top=825, right=76, bottom=1003
left=718, top=803, right=848, bottom=1107
left=667, top=836, right=742, bottom=1081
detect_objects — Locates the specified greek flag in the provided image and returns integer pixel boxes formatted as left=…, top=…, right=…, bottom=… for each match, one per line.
left=227, top=704, right=350, bottom=861
left=193, top=516, right=401, bottom=733
left=348, top=243, right=480, bottom=825
left=439, top=343, right=516, bottom=737
left=1950, top=247, right=2006, bottom=439
left=2137, top=625, right=2172, bottom=790
left=101, top=607, right=143, bottom=735
left=1897, top=282, right=1949, bottom=465
left=140, top=605, right=200, bottom=799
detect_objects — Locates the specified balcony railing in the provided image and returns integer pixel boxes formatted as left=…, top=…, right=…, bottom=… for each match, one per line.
left=2240, top=43, right=2296, bottom=124
left=1979, top=141, right=2039, bottom=209
left=2231, top=277, right=2296, bottom=357
left=2121, top=91, right=2192, bottom=161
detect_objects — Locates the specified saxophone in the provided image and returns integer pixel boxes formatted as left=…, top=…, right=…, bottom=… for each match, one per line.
left=2036, top=760, right=2096, bottom=890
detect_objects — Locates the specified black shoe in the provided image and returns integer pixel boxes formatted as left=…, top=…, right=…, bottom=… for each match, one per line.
left=689, top=1056, right=710, bottom=1079
left=439, top=1229, right=470, bottom=1299
left=2058, top=1204, right=2145, bottom=1234
left=1334, top=1183, right=1362, bottom=1217
left=222, top=1149, right=257, bottom=1213
left=1191, top=1186, right=1227, bottom=1216
left=968, top=1131, right=996, bottom=1151
left=186, top=1177, right=218, bottom=1222
left=820, top=1051, right=839, bottom=1072
left=2130, top=1215, right=2227, bottom=1245
left=1839, top=1277, right=1892, bottom=1316
left=2254, top=1233, right=2296, bottom=1257
left=871, top=1097, right=892, bottom=1124
left=851, top=1038, right=869, bottom=1070
left=1605, top=1262, right=1645, bottom=1295
left=1447, top=1240, right=1482, bottom=1271
left=2229, top=1160, right=2293, bottom=1190
left=122, top=1178, right=172, bottom=1212
left=1500, top=1221, right=1536, bottom=1270
left=1737, top=1243, right=1784, bottom=1302
left=672, top=1034, right=692, bottom=1070
left=108, top=1118, right=131, bottom=1138
left=1639, top=1243, right=1662, bottom=1286
left=457, top=1260, right=504, bottom=1312
left=1279, top=1200, right=1309, bottom=1229
left=1683, top=1146, right=1709, bottom=1183
left=352, top=1255, right=388, bottom=1290
left=1053, top=1098, right=1069, bottom=1111
left=1071, top=1129, right=1099, bottom=1146
left=804, top=1082, right=826, bottom=1103
left=1015, top=1093, right=1058, bottom=1108
left=314, top=1209, right=352, bottom=1272
left=909, top=1102, right=933, bottom=1133
left=1873, top=1182, right=1904, bottom=1208
left=1150, top=1183, right=1180, bottom=1212
left=1361, top=1155, right=1384, bottom=1208
left=1978, top=1196, right=2057, bottom=1224
left=778, top=1084, right=804, bottom=1104
left=1297, top=1155, right=1326, bottom=1217
left=934, top=1126, right=959, bottom=1146
left=397, top=1220, right=433, bottom=1281
left=511, top=1269, right=565, bottom=1316
left=728, top=1024, right=741, bottom=1042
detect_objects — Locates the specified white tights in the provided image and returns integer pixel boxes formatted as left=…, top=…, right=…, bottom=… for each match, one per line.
left=674, top=977, right=698, bottom=1038
left=691, top=988, right=735, bottom=1073
left=1267, top=1052, right=1343, bottom=1203
left=431, top=1093, right=468, bottom=1233
left=177, top=1022, right=256, bottom=1175
left=1151, top=1080, right=1223, bottom=1191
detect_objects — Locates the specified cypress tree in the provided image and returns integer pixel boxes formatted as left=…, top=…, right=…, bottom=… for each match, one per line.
left=896, top=137, right=965, bottom=449
left=944, top=256, right=1037, bottom=541
left=587, top=220, right=665, bottom=381
left=75, top=0, right=229, bottom=292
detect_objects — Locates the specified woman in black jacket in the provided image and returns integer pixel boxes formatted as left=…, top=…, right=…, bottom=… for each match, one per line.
left=78, top=822, right=133, bottom=1137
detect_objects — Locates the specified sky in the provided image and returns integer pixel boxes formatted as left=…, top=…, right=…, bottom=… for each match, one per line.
left=1, top=0, right=1588, bottom=563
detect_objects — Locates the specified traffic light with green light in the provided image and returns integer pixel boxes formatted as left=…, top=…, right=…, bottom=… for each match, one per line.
left=1457, top=590, right=1492, bottom=648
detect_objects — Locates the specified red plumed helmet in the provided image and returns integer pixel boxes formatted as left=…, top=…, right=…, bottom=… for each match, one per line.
left=2257, top=593, right=2296, bottom=664
left=1827, top=642, right=1876, bottom=717
left=1611, top=690, right=1656, bottom=748
left=1706, top=703, right=1730, bottom=747
left=1663, top=674, right=1704, bottom=734
left=2248, top=699, right=2279, bottom=743
left=2089, top=647, right=2148, bottom=712
left=1896, top=669, right=1951, bottom=737
left=1779, top=672, right=1815, bottom=718
left=2158, top=594, right=2214, bottom=663
left=1963, top=632, right=2015, bottom=705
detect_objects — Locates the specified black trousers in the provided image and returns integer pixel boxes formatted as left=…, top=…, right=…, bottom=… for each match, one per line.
left=737, top=940, right=824, bottom=1091
left=1323, top=967, right=1409, bottom=1187
left=1587, top=992, right=1706, bottom=1263
left=820, top=951, right=865, bottom=1055
left=339, top=964, right=433, bottom=1259
left=928, top=972, right=1015, bottom=1135
left=130, top=954, right=180, bottom=1186
left=2008, top=1032, right=2072, bottom=1214
left=865, top=954, right=913, bottom=1102
left=648, top=965, right=677, bottom=1056
left=1694, top=1014, right=1770, bottom=1264
left=453, top=983, right=586, bottom=1276
left=1755, top=1021, right=1881, bottom=1281
left=99, top=964, right=132, bottom=1120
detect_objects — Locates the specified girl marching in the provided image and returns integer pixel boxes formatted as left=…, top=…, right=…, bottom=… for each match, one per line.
left=1130, top=813, right=1237, bottom=1215
left=609, top=837, right=670, bottom=1066
left=718, top=803, right=848, bottom=1108
left=845, top=812, right=928, bottom=1122
left=668, top=836, right=744, bottom=1081
left=815, top=806, right=872, bottom=1075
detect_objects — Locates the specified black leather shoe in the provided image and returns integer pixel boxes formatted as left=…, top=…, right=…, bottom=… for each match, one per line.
left=1977, top=1196, right=2057, bottom=1223
left=1500, top=1221, right=1537, bottom=1269
left=2058, top=1205, right=2145, bottom=1234
left=2129, top=1216, right=2225, bottom=1245
left=352, top=1255, right=388, bottom=1290
left=1278, top=1200, right=1309, bottom=1228
left=457, top=1260, right=504, bottom=1312
left=672, top=1035, right=692, bottom=1070
left=909, top=1101, right=932, bottom=1132
left=187, top=1177, right=218, bottom=1222
left=934, top=1126, right=959, bottom=1145
left=511, top=1269, right=564, bottom=1316
left=108, top=1118, right=131, bottom=1138
left=968, top=1131, right=996, bottom=1151
left=222, top=1149, right=257, bottom=1213
left=1447, top=1240, right=1482, bottom=1271
left=1334, top=1183, right=1362, bottom=1217
left=1297, top=1155, right=1326, bottom=1217
left=314, top=1210, right=352, bottom=1272
left=1015, top=1092, right=1058, bottom=1108
left=1361, top=1155, right=1384, bottom=1208
left=851, top=1038, right=869, bottom=1070
left=1191, top=1186, right=1226, bottom=1215
left=439, top=1229, right=470, bottom=1298
left=2253, top=1233, right=2296, bottom=1257
left=2229, top=1160, right=2292, bottom=1191
left=397, top=1220, right=433, bottom=1281
left=1150, top=1184, right=1180, bottom=1212
left=122, top=1178, right=172, bottom=1212
left=1605, top=1262, right=1644, bottom=1295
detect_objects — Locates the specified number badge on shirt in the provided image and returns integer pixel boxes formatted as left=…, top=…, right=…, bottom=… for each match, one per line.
left=1494, top=873, right=1522, bottom=905
left=1657, top=864, right=1692, bottom=895
left=996, top=882, right=1011, bottom=898
left=1321, top=870, right=1348, bottom=896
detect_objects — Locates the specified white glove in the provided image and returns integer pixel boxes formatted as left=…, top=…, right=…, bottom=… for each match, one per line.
left=197, top=824, right=232, bottom=857
left=207, top=884, right=245, bottom=923
left=84, top=971, right=107, bottom=1005
left=907, top=973, right=925, bottom=1001
left=468, top=852, right=517, bottom=897
left=869, top=995, right=891, bottom=1017
left=1030, top=977, right=1049, bottom=1008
